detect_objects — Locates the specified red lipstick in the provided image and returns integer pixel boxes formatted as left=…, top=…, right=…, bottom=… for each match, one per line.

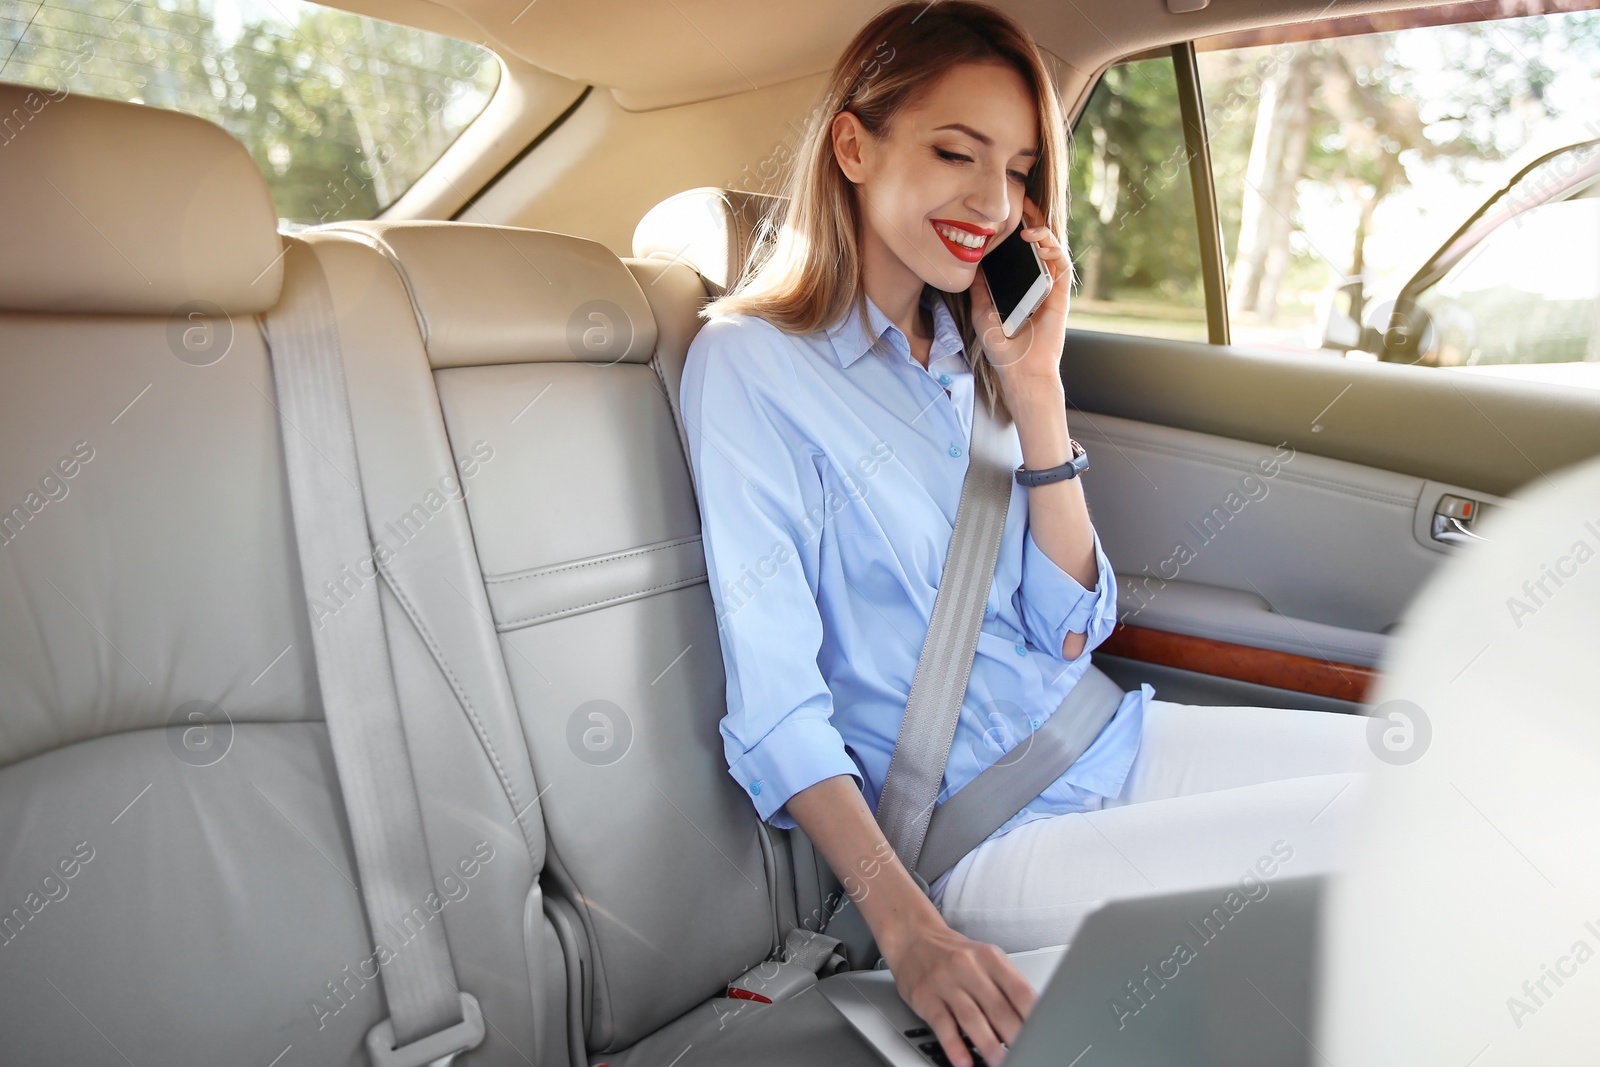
left=930, top=218, right=995, bottom=263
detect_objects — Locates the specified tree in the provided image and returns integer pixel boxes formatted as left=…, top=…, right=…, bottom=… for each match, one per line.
left=1067, top=57, right=1202, bottom=308
left=1208, top=9, right=1592, bottom=325
left=0, top=0, right=498, bottom=224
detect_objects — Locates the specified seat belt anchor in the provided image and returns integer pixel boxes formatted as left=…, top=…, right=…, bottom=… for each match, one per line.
left=365, top=992, right=486, bottom=1067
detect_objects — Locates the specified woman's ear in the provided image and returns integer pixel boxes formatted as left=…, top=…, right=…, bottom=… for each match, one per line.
left=831, top=110, right=871, bottom=185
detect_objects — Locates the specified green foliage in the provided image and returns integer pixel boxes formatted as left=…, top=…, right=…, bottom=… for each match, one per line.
left=1066, top=11, right=1600, bottom=332
left=1067, top=58, right=1203, bottom=306
left=0, top=0, right=498, bottom=223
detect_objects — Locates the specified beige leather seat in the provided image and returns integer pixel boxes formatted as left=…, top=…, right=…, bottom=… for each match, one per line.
left=0, top=80, right=882, bottom=1065
left=0, top=86, right=557, bottom=1066
left=302, top=220, right=881, bottom=1065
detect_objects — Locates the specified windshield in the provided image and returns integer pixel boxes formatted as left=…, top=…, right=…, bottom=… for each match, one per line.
left=0, top=0, right=500, bottom=225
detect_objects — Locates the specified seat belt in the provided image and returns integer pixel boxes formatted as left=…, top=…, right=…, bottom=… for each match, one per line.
left=263, top=239, right=485, bottom=1067
left=915, top=663, right=1124, bottom=886
left=874, top=388, right=1128, bottom=893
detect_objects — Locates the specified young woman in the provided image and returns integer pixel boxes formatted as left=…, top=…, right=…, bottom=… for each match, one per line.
left=678, top=4, right=1377, bottom=1065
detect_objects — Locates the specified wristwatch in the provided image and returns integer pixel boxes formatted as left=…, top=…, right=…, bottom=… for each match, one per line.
left=1014, top=438, right=1089, bottom=486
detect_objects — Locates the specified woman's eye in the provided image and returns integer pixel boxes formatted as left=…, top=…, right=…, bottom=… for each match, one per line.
left=938, top=146, right=1029, bottom=185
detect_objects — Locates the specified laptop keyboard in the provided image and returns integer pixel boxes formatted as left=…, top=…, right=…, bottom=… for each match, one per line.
left=903, top=1026, right=990, bottom=1067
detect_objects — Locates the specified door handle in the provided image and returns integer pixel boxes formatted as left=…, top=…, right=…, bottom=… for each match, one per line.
left=1430, top=493, right=1492, bottom=546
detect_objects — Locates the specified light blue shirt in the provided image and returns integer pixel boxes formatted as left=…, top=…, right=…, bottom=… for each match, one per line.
left=679, top=285, right=1153, bottom=865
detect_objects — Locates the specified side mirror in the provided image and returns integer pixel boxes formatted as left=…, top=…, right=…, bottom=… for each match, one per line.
left=1320, top=280, right=1368, bottom=352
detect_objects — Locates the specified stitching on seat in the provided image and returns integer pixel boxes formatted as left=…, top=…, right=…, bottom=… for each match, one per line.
left=496, top=572, right=708, bottom=630
left=318, top=225, right=435, bottom=356
left=484, top=536, right=701, bottom=585
left=638, top=261, right=698, bottom=474
left=378, top=562, right=541, bottom=856
left=649, top=344, right=695, bottom=476
left=316, top=227, right=537, bottom=849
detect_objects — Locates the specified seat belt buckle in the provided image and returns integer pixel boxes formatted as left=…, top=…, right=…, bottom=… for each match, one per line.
left=724, top=960, right=820, bottom=1005
left=365, top=992, right=486, bottom=1067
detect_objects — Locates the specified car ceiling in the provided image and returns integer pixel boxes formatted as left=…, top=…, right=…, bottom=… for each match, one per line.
left=327, top=0, right=1469, bottom=110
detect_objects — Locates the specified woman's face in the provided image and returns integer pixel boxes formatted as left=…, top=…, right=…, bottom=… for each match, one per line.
left=834, top=59, right=1040, bottom=296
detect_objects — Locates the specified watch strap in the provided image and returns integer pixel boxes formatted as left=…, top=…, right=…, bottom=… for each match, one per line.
left=1015, top=438, right=1088, bottom=486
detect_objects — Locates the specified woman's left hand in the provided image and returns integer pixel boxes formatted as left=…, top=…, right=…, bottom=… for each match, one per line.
left=967, top=194, right=1071, bottom=398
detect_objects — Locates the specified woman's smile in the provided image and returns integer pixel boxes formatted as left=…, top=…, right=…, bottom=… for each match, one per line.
left=931, top=218, right=995, bottom=262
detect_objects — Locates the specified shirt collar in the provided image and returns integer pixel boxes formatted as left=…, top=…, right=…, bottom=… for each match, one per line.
left=825, top=287, right=968, bottom=371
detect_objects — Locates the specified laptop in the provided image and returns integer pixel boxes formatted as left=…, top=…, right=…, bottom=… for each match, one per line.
left=817, top=875, right=1323, bottom=1067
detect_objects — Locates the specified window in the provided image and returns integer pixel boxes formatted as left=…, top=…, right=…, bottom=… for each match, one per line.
left=1194, top=2, right=1600, bottom=366
left=0, top=0, right=500, bottom=226
left=1065, top=0, right=1600, bottom=385
left=1066, top=55, right=1206, bottom=342
left=1410, top=143, right=1600, bottom=375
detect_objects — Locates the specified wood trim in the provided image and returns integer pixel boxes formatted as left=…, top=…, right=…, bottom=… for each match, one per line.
left=1099, top=623, right=1377, bottom=703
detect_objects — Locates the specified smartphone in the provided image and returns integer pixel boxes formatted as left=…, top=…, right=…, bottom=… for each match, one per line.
left=979, top=224, right=1053, bottom=337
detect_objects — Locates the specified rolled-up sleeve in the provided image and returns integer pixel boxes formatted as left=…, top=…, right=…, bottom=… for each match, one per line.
left=680, top=318, right=863, bottom=830
left=1016, top=517, right=1119, bottom=662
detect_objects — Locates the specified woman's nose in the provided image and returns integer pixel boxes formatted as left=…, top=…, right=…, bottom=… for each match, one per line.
left=967, top=167, right=1011, bottom=229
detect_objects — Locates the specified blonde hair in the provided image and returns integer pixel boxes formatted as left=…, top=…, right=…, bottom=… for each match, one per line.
left=705, top=1, right=1071, bottom=422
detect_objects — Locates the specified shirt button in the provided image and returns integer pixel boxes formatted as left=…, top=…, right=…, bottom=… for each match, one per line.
left=938, top=373, right=952, bottom=386
left=750, top=780, right=762, bottom=796
left=949, top=444, right=962, bottom=457
left=1030, top=719, right=1039, bottom=730
left=1014, top=643, right=1027, bottom=657
left=984, top=604, right=993, bottom=618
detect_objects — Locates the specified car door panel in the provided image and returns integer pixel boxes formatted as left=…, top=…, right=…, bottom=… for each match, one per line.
left=1063, top=330, right=1600, bottom=499
left=1061, top=330, right=1600, bottom=707
left=1072, top=407, right=1412, bottom=709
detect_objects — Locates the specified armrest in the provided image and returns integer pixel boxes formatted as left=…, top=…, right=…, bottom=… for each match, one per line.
left=1114, top=575, right=1389, bottom=669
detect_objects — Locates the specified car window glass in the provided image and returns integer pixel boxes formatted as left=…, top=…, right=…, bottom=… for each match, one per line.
left=1193, top=2, right=1600, bottom=370
left=0, top=0, right=500, bottom=226
left=1414, top=194, right=1600, bottom=371
left=1066, top=55, right=1207, bottom=342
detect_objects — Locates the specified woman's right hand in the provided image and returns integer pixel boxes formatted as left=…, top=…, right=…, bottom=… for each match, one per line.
left=879, top=911, right=1037, bottom=1067
left=781, top=776, right=1037, bottom=1066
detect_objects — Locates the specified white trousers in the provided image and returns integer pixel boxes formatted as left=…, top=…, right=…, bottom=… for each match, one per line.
left=929, top=697, right=1379, bottom=953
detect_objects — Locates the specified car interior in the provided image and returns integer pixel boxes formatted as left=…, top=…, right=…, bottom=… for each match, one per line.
left=1, top=0, right=1597, bottom=1065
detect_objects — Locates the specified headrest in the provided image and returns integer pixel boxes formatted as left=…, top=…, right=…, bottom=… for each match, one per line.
left=0, top=83, right=283, bottom=315
left=330, top=221, right=659, bottom=369
left=631, top=187, right=786, bottom=294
